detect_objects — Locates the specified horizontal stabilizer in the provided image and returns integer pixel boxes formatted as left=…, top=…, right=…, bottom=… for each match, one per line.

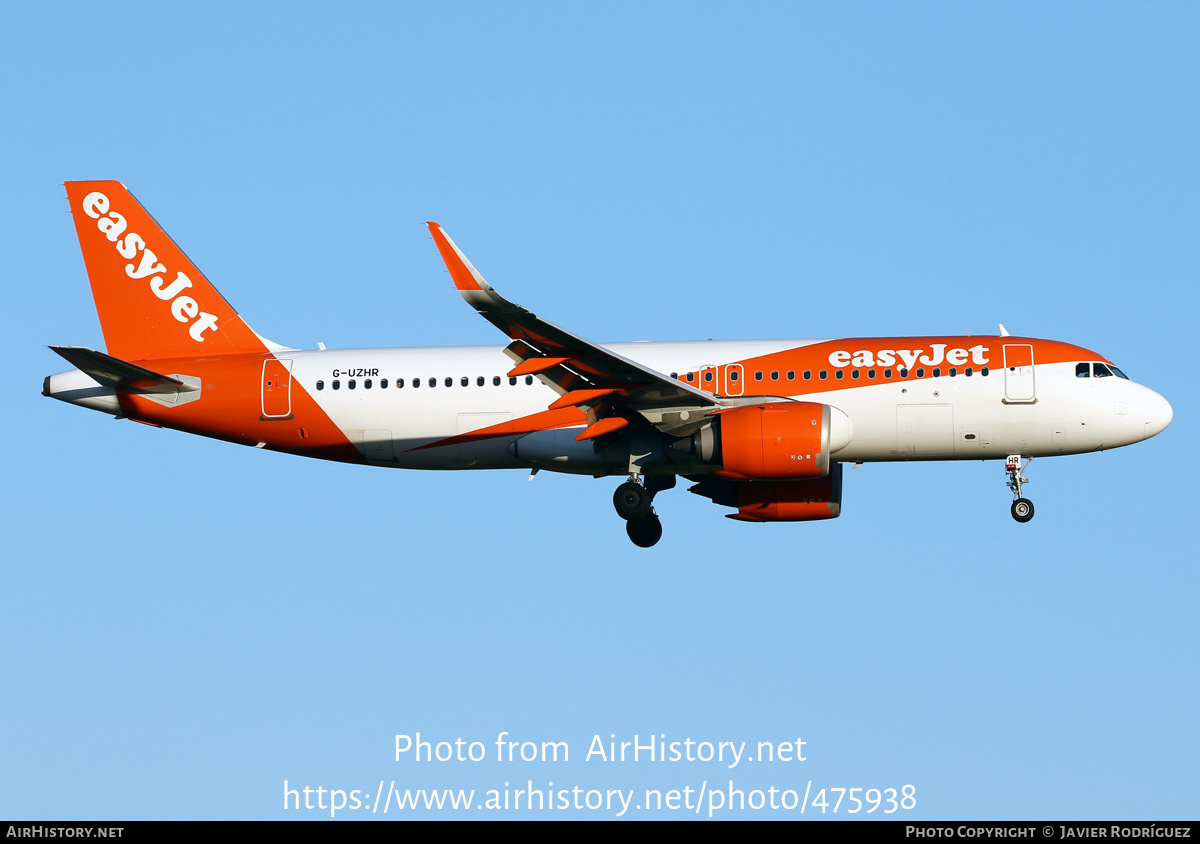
left=49, top=345, right=192, bottom=394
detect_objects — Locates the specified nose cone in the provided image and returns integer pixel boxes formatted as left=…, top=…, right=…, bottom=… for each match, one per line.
left=1143, top=390, right=1173, bottom=440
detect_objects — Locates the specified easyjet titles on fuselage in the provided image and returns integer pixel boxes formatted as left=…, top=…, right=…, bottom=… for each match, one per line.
left=80, top=190, right=220, bottom=343
left=827, top=343, right=991, bottom=370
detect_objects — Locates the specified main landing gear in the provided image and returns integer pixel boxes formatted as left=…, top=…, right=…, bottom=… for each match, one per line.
left=1005, top=454, right=1035, bottom=523
left=613, top=475, right=674, bottom=547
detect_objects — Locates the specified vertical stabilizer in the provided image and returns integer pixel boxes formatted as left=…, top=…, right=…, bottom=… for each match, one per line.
left=65, top=181, right=268, bottom=361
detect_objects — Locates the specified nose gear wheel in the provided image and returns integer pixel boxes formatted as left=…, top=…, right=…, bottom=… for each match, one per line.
left=1011, top=498, right=1034, bottom=523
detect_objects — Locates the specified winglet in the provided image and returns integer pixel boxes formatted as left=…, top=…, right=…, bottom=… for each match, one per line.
left=427, top=222, right=491, bottom=293
left=427, top=222, right=526, bottom=320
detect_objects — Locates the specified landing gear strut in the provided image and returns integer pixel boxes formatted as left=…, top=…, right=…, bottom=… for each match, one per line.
left=613, top=475, right=674, bottom=547
left=1005, top=455, right=1034, bottom=523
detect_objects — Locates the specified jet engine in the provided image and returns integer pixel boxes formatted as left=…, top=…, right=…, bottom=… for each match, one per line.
left=676, top=401, right=852, bottom=480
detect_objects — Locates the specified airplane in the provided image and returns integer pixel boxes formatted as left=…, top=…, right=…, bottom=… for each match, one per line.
left=45, top=181, right=1174, bottom=547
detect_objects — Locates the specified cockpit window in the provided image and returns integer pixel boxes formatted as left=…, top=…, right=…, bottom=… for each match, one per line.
left=1110, top=365, right=1130, bottom=380
left=1093, top=363, right=1113, bottom=378
left=1076, top=363, right=1090, bottom=378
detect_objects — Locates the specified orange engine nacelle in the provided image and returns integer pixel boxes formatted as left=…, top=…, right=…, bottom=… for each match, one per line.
left=716, top=401, right=844, bottom=481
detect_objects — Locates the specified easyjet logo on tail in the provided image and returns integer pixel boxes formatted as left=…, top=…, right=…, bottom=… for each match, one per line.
left=81, top=191, right=219, bottom=343
left=827, top=343, right=990, bottom=369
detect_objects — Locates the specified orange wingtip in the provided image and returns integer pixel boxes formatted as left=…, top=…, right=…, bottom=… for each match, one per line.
left=548, top=388, right=615, bottom=410
left=427, top=222, right=485, bottom=292
left=508, top=356, right=573, bottom=377
left=574, top=416, right=629, bottom=442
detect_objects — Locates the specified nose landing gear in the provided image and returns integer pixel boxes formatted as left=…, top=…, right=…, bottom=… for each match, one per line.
left=1006, top=455, right=1034, bottom=523
left=613, top=475, right=674, bottom=547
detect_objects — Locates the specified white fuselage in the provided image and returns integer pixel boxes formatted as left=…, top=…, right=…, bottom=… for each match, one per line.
left=281, top=339, right=1170, bottom=472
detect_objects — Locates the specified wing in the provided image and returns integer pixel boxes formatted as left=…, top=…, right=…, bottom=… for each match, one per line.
left=428, top=223, right=722, bottom=437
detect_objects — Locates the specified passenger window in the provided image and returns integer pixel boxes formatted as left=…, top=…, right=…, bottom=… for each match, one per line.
left=526, top=375, right=533, bottom=385
left=332, top=380, right=340, bottom=390
left=493, top=376, right=500, bottom=386
left=397, top=378, right=404, bottom=388
left=1094, top=363, right=1113, bottom=378
left=819, top=370, right=827, bottom=379
left=868, top=369, right=876, bottom=379
left=964, top=368, right=972, bottom=377
left=835, top=370, right=844, bottom=380
left=686, top=372, right=694, bottom=382
left=851, top=369, right=860, bottom=379
left=316, top=380, right=324, bottom=391
left=429, top=377, right=437, bottom=388
left=412, top=378, right=419, bottom=388
left=349, top=379, right=357, bottom=390
left=509, top=377, right=517, bottom=386
left=445, top=377, right=452, bottom=387
left=932, top=368, right=940, bottom=378
left=916, top=368, right=925, bottom=378
left=381, top=379, right=388, bottom=388
left=729, top=370, right=739, bottom=381
left=477, top=376, right=484, bottom=386
left=899, top=368, right=908, bottom=378
left=364, top=379, right=372, bottom=389
left=770, top=370, right=779, bottom=381
left=754, top=371, right=763, bottom=381
left=803, top=370, right=812, bottom=380
left=883, top=368, right=892, bottom=379
left=1076, top=363, right=1090, bottom=378
left=981, top=367, right=989, bottom=376
left=948, top=368, right=956, bottom=377
left=786, top=370, right=795, bottom=380
left=461, top=376, right=469, bottom=387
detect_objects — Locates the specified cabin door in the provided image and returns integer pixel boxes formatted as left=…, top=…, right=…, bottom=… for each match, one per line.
left=1003, top=344, right=1036, bottom=403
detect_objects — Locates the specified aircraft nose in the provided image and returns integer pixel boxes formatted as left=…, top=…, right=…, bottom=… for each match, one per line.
left=1143, top=390, right=1173, bottom=440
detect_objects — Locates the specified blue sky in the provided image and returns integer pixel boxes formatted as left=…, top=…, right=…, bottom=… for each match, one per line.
left=2, top=2, right=1197, bottom=820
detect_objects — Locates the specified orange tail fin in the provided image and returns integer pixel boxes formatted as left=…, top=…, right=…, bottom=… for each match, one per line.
left=65, top=181, right=269, bottom=361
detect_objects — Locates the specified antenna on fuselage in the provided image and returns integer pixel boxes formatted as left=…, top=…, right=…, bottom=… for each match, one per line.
left=998, top=324, right=1011, bottom=337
